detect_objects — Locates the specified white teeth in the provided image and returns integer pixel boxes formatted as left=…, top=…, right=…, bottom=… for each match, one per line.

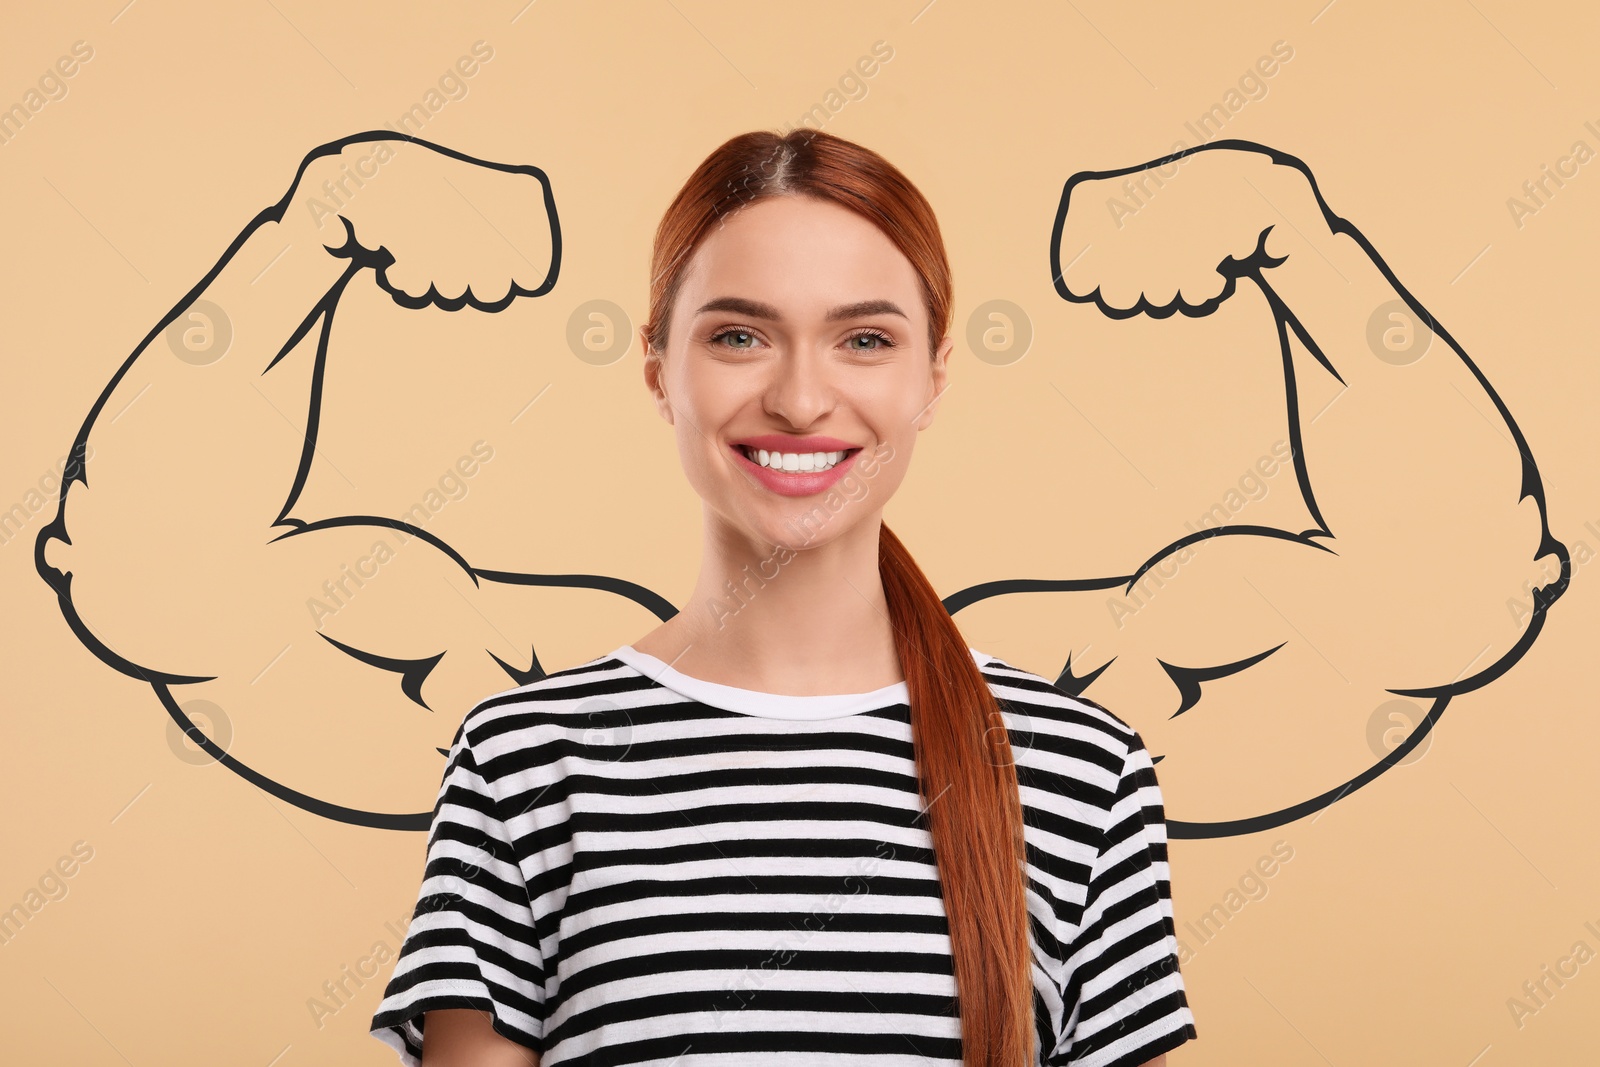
left=744, top=447, right=849, bottom=472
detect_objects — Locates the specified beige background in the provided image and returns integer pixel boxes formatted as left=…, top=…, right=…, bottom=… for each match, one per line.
left=3, top=1, right=1597, bottom=1064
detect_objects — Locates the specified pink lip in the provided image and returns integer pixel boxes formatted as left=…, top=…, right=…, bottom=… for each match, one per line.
left=732, top=433, right=860, bottom=452
left=729, top=438, right=865, bottom=498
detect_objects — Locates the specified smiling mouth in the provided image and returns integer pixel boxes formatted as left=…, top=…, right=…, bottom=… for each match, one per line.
left=734, top=444, right=862, bottom=473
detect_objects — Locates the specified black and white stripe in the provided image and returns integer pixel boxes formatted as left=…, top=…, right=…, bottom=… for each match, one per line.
left=371, top=646, right=1197, bottom=1066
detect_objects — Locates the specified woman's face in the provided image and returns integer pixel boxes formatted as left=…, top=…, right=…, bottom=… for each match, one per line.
left=644, top=194, right=952, bottom=552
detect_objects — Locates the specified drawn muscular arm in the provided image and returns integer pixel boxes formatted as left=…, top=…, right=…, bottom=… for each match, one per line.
left=1034, top=144, right=1563, bottom=682
left=953, top=142, right=1574, bottom=829
left=992, top=143, right=1567, bottom=743
left=35, top=134, right=595, bottom=814
left=39, top=143, right=370, bottom=679
left=1254, top=213, right=1563, bottom=588
left=40, top=133, right=558, bottom=674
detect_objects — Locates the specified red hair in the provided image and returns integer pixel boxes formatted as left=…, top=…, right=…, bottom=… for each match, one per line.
left=643, top=129, right=1034, bottom=1066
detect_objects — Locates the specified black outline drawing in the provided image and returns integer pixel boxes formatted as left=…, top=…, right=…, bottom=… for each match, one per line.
left=946, top=138, right=1570, bottom=839
left=35, top=131, right=675, bottom=831
left=35, top=133, right=1569, bottom=839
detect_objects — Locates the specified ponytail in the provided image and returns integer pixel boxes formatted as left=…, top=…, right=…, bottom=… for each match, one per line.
left=881, top=521, right=1034, bottom=1065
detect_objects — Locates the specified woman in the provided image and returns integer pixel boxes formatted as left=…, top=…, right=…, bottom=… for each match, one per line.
left=370, top=129, right=1196, bottom=1066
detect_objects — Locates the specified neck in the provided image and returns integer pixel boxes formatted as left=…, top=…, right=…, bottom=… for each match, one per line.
left=635, top=509, right=903, bottom=696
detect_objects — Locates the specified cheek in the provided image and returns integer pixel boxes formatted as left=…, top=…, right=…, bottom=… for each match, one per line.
left=869, top=378, right=935, bottom=443
left=861, top=439, right=912, bottom=500
left=671, top=390, right=745, bottom=498
left=676, top=419, right=726, bottom=487
left=676, top=357, right=749, bottom=420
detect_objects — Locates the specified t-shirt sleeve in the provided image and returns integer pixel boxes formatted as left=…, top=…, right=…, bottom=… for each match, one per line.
left=369, top=722, right=547, bottom=1065
left=1050, top=729, right=1197, bottom=1067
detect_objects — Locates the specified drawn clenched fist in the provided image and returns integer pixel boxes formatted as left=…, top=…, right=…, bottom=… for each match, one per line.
left=289, top=132, right=559, bottom=310
left=1051, top=140, right=1335, bottom=317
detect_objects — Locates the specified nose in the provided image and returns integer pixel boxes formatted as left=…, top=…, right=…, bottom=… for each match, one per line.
left=762, top=345, right=836, bottom=428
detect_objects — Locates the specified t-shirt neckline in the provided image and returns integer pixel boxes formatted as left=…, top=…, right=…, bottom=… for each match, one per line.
left=608, top=644, right=988, bottom=720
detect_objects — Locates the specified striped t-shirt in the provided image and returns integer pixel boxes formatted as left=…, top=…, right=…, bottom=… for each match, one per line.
left=370, top=644, right=1197, bottom=1066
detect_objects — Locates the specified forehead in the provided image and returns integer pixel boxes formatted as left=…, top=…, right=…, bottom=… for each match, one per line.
left=677, top=195, right=923, bottom=318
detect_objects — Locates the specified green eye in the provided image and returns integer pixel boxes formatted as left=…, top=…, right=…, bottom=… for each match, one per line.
left=848, top=329, right=896, bottom=351
left=710, top=328, right=757, bottom=349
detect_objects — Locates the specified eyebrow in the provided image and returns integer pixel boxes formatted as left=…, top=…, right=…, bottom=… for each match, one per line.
left=693, top=296, right=909, bottom=322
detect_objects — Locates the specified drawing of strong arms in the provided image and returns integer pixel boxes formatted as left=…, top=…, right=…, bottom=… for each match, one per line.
left=36, top=132, right=671, bottom=827
left=950, top=141, right=1570, bottom=835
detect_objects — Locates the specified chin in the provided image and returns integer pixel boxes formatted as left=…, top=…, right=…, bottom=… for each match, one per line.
left=731, top=507, right=837, bottom=555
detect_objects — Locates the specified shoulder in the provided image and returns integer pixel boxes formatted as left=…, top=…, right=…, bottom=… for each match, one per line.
left=970, top=647, right=1140, bottom=788
left=450, top=648, right=659, bottom=761
left=972, top=647, right=1135, bottom=743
